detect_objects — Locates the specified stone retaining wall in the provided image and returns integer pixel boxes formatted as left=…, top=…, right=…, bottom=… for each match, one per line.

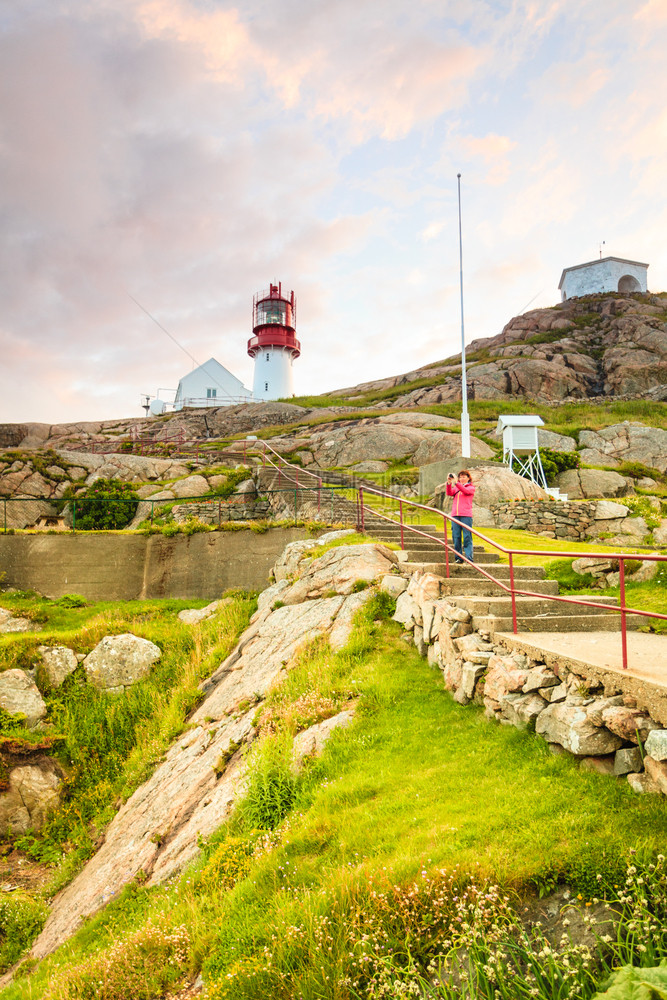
left=492, top=500, right=594, bottom=539
left=387, top=569, right=667, bottom=796
left=172, top=500, right=270, bottom=524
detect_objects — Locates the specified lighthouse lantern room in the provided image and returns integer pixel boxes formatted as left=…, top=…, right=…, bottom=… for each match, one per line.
left=247, top=282, right=300, bottom=400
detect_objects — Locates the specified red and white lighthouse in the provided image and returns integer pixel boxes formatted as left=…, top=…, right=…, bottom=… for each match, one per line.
left=247, top=282, right=300, bottom=400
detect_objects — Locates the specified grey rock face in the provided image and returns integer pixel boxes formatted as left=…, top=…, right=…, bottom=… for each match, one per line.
left=381, top=575, right=408, bottom=598
left=614, top=747, right=644, bottom=776
left=38, top=645, right=78, bottom=688
left=645, top=730, right=667, bottom=761
left=281, top=544, right=397, bottom=605
left=0, top=669, right=47, bottom=728
left=500, top=691, right=547, bottom=730
left=535, top=703, right=624, bottom=756
left=555, top=469, right=632, bottom=499
left=83, top=634, right=162, bottom=692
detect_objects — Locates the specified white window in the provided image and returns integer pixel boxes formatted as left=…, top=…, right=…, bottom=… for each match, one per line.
left=206, top=388, right=217, bottom=399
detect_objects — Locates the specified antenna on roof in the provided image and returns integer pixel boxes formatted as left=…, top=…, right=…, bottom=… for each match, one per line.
left=599, top=240, right=606, bottom=259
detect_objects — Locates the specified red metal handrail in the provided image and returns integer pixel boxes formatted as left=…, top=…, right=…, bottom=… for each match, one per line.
left=356, top=484, right=667, bottom=669
left=235, top=444, right=667, bottom=669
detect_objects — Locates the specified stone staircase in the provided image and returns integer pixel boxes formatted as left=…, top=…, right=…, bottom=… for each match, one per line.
left=361, top=513, right=630, bottom=635
left=255, top=460, right=631, bottom=636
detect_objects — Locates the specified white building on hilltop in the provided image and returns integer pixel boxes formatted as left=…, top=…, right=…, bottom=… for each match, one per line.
left=558, top=256, right=648, bottom=301
left=173, top=358, right=252, bottom=410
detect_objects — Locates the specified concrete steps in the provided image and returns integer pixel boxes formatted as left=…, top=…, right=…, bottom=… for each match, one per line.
left=442, top=594, right=640, bottom=635
left=439, top=577, right=560, bottom=598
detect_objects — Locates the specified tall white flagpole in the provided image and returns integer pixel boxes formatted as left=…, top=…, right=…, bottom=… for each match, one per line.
left=457, top=173, right=471, bottom=458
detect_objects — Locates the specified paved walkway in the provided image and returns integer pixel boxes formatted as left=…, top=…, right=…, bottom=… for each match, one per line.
left=496, top=630, right=667, bottom=691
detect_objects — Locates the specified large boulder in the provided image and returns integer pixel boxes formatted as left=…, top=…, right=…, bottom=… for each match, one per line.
left=0, top=669, right=47, bottom=728
left=83, top=634, right=162, bottom=692
left=272, top=529, right=356, bottom=582
left=554, top=468, right=632, bottom=499
left=433, top=465, right=549, bottom=510
left=0, top=764, right=63, bottom=835
left=538, top=429, right=577, bottom=452
left=38, top=646, right=78, bottom=688
left=170, top=475, right=210, bottom=499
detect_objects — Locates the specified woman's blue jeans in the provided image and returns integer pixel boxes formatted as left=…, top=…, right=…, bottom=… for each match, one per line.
left=451, top=516, right=473, bottom=563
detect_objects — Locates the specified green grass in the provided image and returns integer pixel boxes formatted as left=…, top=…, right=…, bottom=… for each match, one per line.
left=6, top=597, right=667, bottom=999
left=0, top=592, right=256, bottom=897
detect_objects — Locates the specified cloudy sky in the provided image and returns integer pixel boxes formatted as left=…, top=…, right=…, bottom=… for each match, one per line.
left=2, top=0, right=666, bottom=424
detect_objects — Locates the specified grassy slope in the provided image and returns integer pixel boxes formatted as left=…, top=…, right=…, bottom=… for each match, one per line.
left=5, top=597, right=667, bottom=999
left=0, top=590, right=256, bottom=972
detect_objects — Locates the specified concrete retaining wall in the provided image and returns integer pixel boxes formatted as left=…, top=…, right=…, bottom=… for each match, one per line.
left=0, top=528, right=311, bottom=600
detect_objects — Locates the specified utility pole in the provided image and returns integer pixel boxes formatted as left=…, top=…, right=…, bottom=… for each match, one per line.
left=457, top=173, right=471, bottom=458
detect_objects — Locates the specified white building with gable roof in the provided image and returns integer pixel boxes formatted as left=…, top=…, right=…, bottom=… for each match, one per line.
left=558, top=256, right=648, bottom=301
left=173, top=358, right=252, bottom=410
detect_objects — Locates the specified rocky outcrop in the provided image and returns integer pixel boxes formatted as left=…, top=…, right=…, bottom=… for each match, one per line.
left=0, top=609, right=36, bottom=634
left=577, top=423, right=667, bottom=472
left=268, top=414, right=493, bottom=469
left=83, top=635, right=162, bottom=693
left=29, top=540, right=380, bottom=960
left=280, top=543, right=398, bottom=605
left=339, top=294, right=667, bottom=406
left=554, top=468, right=633, bottom=499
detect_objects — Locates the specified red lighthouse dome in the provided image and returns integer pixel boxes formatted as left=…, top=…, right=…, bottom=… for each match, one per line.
left=247, top=282, right=300, bottom=360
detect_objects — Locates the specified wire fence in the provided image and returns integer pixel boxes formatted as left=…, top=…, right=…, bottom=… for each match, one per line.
left=0, top=485, right=358, bottom=534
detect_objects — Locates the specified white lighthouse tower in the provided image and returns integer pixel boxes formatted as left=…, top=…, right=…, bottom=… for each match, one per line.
left=247, top=282, right=300, bottom=400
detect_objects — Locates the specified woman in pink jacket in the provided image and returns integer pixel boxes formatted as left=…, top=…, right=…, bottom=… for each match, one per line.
left=445, top=470, right=475, bottom=564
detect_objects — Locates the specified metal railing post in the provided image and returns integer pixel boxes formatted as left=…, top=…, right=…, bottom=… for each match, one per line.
left=294, top=490, right=297, bottom=526
left=443, top=512, right=450, bottom=579
left=263, top=442, right=266, bottom=466
left=359, top=487, right=365, bottom=533
left=150, top=502, right=154, bottom=524
left=318, top=478, right=322, bottom=513
left=619, top=558, right=628, bottom=669
left=331, top=488, right=334, bottom=523
left=509, top=552, right=518, bottom=633
left=399, top=499, right=404, bottom=549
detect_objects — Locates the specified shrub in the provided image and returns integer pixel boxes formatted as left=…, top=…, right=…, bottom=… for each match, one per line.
left=71, top=479, right=139, bottom=530
left=532, top=448, right=580, bottom=485
left=237, top=732, right=296, bottom=830
left=618, top=460, right=663, bottom=482
left=56, top=594, right=88, bottom=608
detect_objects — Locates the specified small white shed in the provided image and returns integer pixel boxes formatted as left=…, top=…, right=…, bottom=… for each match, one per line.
left=558, top=256, right=648, bottom=301
left=496, top=415, right=548, bottom=490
